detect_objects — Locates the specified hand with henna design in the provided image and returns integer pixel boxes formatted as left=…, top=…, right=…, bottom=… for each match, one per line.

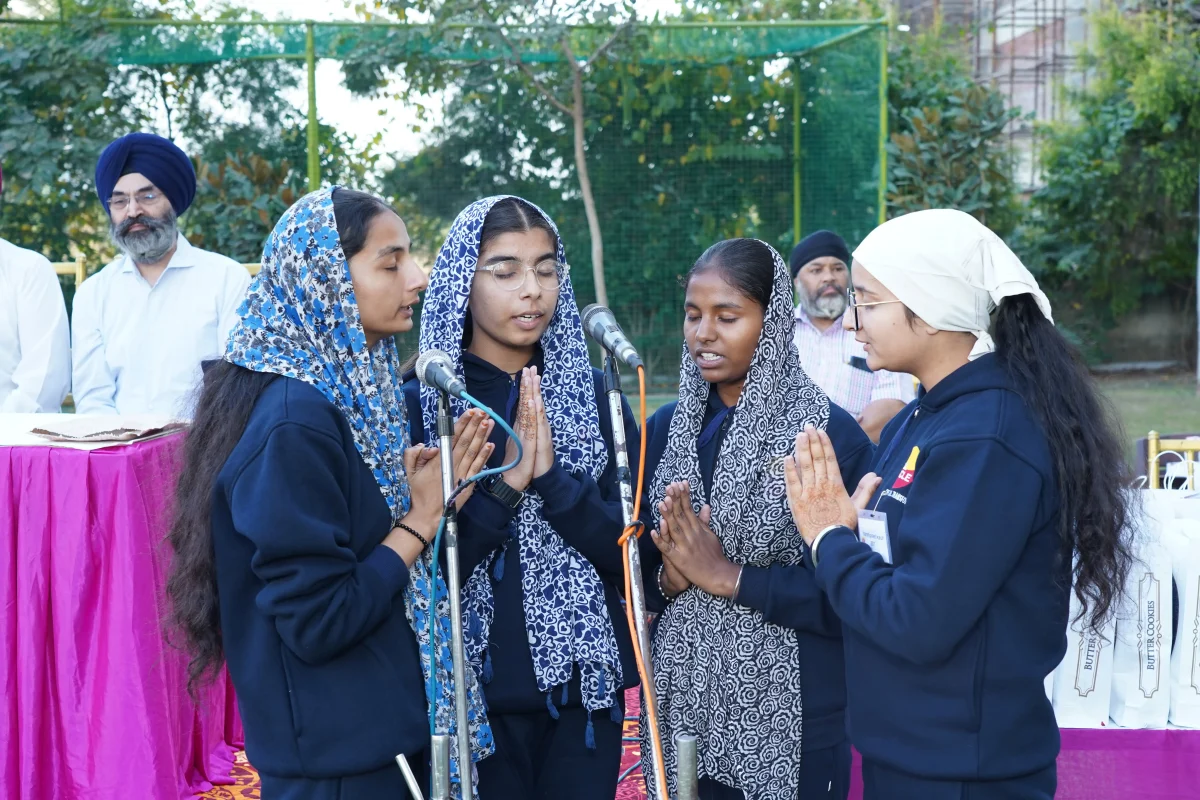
left=784, top=425, right=881, bottom=546
left=501, top=367, right=539, bottom=491
left=530, top=369, right=556, bottom=479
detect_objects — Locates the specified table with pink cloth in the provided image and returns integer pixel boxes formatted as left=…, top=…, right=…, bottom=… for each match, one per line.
left=846, top=728, right=1200, bottom=799
left=0, top=433, right=243, bottom=800
left=618, top=689, right=1200, bottom=799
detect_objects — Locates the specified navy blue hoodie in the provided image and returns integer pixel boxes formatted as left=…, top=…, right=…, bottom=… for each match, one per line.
left=402, top=350, right=649, bottom=715
left=641, top=389, right=874, bottom=752
left=211, top=376, right=429, bottom=779
left=810, top=353, right=1069, bottom=780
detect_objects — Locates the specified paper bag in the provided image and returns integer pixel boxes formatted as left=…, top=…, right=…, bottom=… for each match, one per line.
left=1165, top=518, right=1200, bottom=728
left=1151, top=488, right=1200, bottom=522
left=1052, top=581, right=1116, bottom=728
left=1109, top=492, right=1174, bottom=728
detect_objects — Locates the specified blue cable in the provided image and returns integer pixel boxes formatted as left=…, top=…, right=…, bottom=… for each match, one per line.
left=427, top=390, right=523, bottom=736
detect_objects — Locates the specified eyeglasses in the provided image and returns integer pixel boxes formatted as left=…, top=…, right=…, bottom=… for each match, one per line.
left=847, top=288, right=904, bottom=331
left=475, top=259, right=568, bottom=292
left=108, top=190, right=164, bottom=212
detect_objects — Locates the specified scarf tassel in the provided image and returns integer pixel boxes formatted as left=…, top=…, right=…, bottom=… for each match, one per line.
left=585, top=711, right=596, bottom=750
left=610, top=703, right=623, bottom=724
left=561, top=682, right=569, bottom=706
left=493, top=549, right=505, bottom=581
left=545, top=691, right=560, bottom=720
left=481, top=650, right=493, bottom=684
left=466, top=610, right=482, bottom=642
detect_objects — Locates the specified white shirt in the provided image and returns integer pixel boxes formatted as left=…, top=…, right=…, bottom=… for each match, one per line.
left=793, top=306, right=915, bottom=417
left=71, top=235, right=250, bottom=418
left=0, top=238, right=72, bottom=413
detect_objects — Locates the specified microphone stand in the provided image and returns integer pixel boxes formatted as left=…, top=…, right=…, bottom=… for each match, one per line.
left=601, top=355, right=688, bottom=798
left=436, top=390, right=474, bottom=800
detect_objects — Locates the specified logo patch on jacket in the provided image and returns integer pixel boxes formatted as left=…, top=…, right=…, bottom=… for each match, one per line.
left=892, top=446, right=920, bottom=488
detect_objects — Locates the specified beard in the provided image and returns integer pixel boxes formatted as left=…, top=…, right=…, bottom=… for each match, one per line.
left=799, top=285, right=848, bottom=321
left=109, top=207, right=178, bottom=265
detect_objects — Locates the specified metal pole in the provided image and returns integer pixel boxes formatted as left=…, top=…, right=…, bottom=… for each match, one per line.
left=792, top=58, right=803, bottom=245
left=601, top=356, right=663, bottom=794
left=305, top=20, right=320, bottom=192
left=675, top=733, right=699, bottom=800
left=877, top=23, right=889, bottom=224
left=395, top=754, right=426, bottom=800
left=437, top=391, right=474, bottom=800
left=429, top=734, right=451, bottom=800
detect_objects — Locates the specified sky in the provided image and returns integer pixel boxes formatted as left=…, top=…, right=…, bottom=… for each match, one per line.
left=16, top=0, right=683, bottom=161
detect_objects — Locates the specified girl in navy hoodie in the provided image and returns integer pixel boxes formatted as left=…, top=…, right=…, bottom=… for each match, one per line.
left=783, top=210, right=1134, bottom=800
left=165, top=188, right=497, bottom=799
left=641, top=239, right=874, bottom=800
left=401, top=196, right=643, bottom=800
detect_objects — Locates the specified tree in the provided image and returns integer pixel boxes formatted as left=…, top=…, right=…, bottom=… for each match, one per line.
left=357, top=0, right=643, bottom=307
left=885, top=23, right=1020, bottom=233
left=189, top=120, right=382, bottom=262
left=0, top=0, right=374, bottom=304
left=0, top=12, right=146, bottom=269
left=379, top=38, right=805, bottom=376
left=1018, top=9, right=1199, bottom=362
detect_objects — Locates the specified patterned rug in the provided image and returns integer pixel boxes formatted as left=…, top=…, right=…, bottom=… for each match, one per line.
left=196, top=688, right=647, bottom=799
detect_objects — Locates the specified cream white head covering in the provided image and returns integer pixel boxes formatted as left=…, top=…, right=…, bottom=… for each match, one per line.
left=851, top=209, right=1053, bottom=360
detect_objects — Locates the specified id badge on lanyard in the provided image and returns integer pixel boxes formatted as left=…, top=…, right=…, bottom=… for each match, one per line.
left=857, top=509, right=893, bottom=564
left=856, top=407, right=917, bottom=565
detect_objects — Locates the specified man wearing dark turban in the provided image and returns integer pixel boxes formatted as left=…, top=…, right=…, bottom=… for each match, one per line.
left=0, top=163, right=72, bottom=412
left=71, top=132, right=250, bottom=417
left=789, top=229, right=914, bottom=442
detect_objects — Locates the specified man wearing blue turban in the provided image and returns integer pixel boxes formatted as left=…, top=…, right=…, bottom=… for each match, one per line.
left=71, top=132, right=250, bottom=417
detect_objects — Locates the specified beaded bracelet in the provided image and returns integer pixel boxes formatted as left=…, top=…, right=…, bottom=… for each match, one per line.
left=396, top=521, right=430, bottom=549
left=656, top=564, right=676, bottom=601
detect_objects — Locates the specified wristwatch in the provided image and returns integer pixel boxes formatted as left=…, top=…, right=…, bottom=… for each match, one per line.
left=480, top=473, right=525, bottom=509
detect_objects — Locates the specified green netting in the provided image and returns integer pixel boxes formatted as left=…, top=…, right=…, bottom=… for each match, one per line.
left=1, top=16, right=884, bottom=386
left=797, top=27, right=885, bottom=246
left=102, top=20, right=879, bottom=66
left=372, top=24, right=886, bottom=383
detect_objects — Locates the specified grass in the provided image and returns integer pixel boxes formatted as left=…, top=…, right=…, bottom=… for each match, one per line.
left=1096, top=372, right=1200, bottom=465
left=634, top=373, right=1200, bottom=469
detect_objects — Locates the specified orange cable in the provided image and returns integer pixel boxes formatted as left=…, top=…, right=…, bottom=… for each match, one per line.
left=618, top=366, right=670, bottom=800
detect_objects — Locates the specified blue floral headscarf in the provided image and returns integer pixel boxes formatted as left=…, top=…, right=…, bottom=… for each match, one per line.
left=224, top=188, right=493, bottom=795
left=418, top=196, right=624, bottom=735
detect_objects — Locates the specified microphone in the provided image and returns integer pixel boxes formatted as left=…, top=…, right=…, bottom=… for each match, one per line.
left=416, top=349, right=469, bottom=400
left=581, top=304, right=643, bottom=370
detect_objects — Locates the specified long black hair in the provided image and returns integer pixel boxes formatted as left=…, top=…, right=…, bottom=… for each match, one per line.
left=685, top=238, right=775, bottom=311
left=992, top=294, right=1134, bottom=632
left=166, top=188, right=396, bottom=691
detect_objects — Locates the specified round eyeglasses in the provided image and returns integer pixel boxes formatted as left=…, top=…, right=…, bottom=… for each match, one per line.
left=475, top=259, right=568, bottom=292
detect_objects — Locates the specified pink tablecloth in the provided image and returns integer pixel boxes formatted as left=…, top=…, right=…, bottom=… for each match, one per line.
left=848, top=727, right=1200, bottom=799
left=0, top=434, right=243, bottom=800
left=620, top=689, right=1200, bottom=799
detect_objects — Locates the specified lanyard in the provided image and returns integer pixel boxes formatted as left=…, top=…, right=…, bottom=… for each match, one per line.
left=875, top=405, right=918, bottom=471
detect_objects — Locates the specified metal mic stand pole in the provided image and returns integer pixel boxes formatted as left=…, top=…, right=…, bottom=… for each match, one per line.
left=601, top=355, right=681, bottom=797
left=437, top=389, right=474, bottom=800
